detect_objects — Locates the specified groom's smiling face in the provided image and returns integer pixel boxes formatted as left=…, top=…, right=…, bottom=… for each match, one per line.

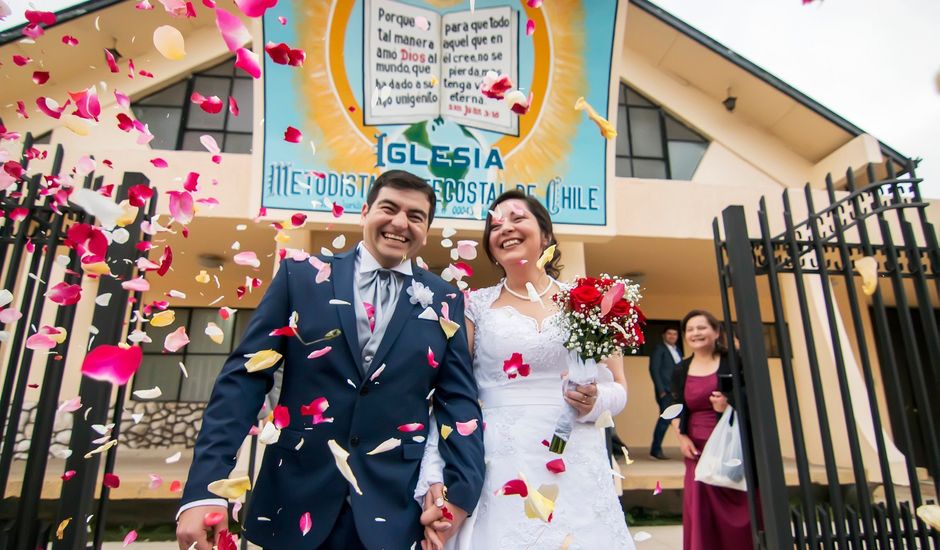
left=360, top=187, right=431, bottom=267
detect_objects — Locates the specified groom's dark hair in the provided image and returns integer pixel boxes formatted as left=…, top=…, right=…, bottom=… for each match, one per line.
left=366, top=170, right=437, bottom=226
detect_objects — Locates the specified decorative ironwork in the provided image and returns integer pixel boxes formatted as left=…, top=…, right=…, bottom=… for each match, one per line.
left=714, top=159, right=940, bottom=548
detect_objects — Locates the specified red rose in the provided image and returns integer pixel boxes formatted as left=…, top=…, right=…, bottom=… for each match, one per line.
left=607, top=299, right=630, bottom=317
left=570, top=283, right=602, bottom=310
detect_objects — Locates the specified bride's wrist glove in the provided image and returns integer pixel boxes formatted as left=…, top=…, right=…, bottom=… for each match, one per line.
left=577, top=380, right=627, bottom=423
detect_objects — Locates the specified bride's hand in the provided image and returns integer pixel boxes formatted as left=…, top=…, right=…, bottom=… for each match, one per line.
left=564, top=382, right=598, bottom=416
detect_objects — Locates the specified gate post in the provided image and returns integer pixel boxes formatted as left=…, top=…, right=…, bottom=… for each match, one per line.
left=721, top=205, right=790, bottom=548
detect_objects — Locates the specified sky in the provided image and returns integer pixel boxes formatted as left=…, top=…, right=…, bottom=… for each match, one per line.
left=649, top=0, right=940, bottom=197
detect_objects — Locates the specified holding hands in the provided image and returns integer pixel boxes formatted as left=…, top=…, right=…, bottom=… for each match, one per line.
left=421, top=483, right=467, bottom=550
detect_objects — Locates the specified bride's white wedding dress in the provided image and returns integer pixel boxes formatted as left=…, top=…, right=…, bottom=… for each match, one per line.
left=417, top=284, right=635, bottom=550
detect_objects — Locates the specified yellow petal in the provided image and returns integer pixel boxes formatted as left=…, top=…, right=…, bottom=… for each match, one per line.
left=328, top=439, right=363, bottom=495
left=207, top=476, right=251, bottom=499
left=275, top=231, right=291, bottom=244
left=430, top=75, right=439, bottom=86
left=595, top=410, right=614, bottom=429
left=56, top=518, right=71, bottom=540
left=205, top=322, right=224, bottom=344
left=82, top=261, right=111, bottom=275
left=562, top=534, right=573, bottom=550
left=84, top=438, right=117, bottom=458
left=153, top=25, right=186, bottom=61
left=440, top=425, right=453, bottom=440
left=366, top=438, right=401, bottom=455
left=50, top=327, right=68, bottom=344
left=244, top=349, right=283, bottom=372
left=63, top=118, right=90, bottom=136
left=621, top=446, right=634, bottom=465
left=523, top=484, right=557, bottom=521
left=917, top=504, right=940, bottom=530
left=855, top=256, right=878, bottom=296
left=574, top=96, right=617, bottom=140
left=536, top=244, right=556, bottom=271
left=116, top=201, right=139, bottom=228
left=195, top=270, right=210, bottom=284
left=440, top=317, right=460, bottom=339
left=150, top=310, right=176, bottom=327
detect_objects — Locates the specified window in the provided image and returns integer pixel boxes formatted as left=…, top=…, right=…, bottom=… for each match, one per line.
left=131, top=56, right=254, bottom=154
left=132, top=308, right=255, bottom=402
left=615, top=83, right=709, bottom=180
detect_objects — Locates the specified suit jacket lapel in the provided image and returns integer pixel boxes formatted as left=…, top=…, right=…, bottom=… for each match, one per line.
left=329, top=249, right=364, bottom=379
left=365, top=267, right=421, bottom=380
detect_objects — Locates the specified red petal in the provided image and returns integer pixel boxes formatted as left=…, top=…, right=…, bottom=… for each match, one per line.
left=546, top=458, right=566, bottom=474
left=499, top=479, right=528, bottom=497
left=25, top=10, right=57, bottom=26
left=150, top=158, right=168, bottom=168
left=234, top=0, right=278, bottom=18
left=103, top=473, right=121, bottom=489
left=128, top=184, right=154, bottom=207
left=290, top=213, right=306, bottom=227
left=283, top=126, right=302, bottom=143
left=12, top=55, right=31, bottom=66
left=47, top=282, right=82, bottom=305
left=104, top=49, right=120, bottom=73
left=15, top=101, right=28, bottom=119
left=264, top=42, right=291, bottom=64
left=268, top=326, right=296, bottom=337
left=441, top=506, right=454, bottom=521
left=228, top=96, right=239, bottom=116
left=169, top=480, right=182, bottom=492
left=184, top=171, right=200, bottom=192
left=157, top=246, right=173, bottom=276
left=32, top=71, right=49, bottom=85
left=331, top=203, right=344, bottom=217
left=62, top=35, right=79, bottom=46
left=273, top=404, right=290, bottom=429
left=69, top=86, right=101, bottom=121
left=37, top=97, right=68, bottom=119
left=397, top=423, right=425, bottom=433
left=203, top=512, right=225, bottom=527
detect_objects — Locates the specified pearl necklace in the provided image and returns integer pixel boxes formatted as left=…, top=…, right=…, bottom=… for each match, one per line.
left=503, top=278, right=554, bottom=300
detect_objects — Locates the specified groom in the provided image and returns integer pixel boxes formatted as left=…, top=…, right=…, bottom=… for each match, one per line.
left=176, top=170, right=484, bottom=549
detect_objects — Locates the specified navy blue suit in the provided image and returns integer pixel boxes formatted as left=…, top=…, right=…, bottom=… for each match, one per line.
left=181, top=249, right=485, bottom=549
left=649, top=343, right=680, bottom=455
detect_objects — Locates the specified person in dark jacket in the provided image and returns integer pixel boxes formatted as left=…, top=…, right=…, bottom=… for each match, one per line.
left=648, top=326, right=681, bottom=459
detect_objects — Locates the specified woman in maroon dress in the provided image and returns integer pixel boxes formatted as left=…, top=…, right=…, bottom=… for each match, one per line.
left=671, top=310, right=752, bottom=550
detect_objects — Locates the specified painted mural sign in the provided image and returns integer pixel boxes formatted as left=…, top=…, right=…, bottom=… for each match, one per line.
left=261, top=0, right=618, bottom=225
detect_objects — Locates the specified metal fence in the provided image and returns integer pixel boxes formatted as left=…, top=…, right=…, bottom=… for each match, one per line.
left=714, top=160, right=940, bottom=548
left=0, top=135, right=156, bottom=549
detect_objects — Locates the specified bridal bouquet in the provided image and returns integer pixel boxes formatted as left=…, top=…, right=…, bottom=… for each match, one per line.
left=549, top=275, right=645, bottom=453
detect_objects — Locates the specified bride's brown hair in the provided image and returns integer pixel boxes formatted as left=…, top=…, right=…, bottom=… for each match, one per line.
left=482, top=190, right=563, bottom=279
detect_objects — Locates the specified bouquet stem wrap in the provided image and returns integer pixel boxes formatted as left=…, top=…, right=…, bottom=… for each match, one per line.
left=550, top=350, right=599, bottom=454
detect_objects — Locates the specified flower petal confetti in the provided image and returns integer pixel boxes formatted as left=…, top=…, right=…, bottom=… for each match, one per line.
left=660, top=403, right=683, bottom=420
left=215, top=7, right=251, bottom=52
left=300, top=397, right=333, bottom=424
left=164, top=327, right=190, bottom=352
left=506, top=89, right=533, bottom=115
left=244, top=349, right=282, bottom=372
left=481, top=71, right=514, bottom=100
left=132, top=386, right=162, bottom=400
left=502, top=352, right=530, bottom=379
left=916, top=504, right=940, bottom=530
left=307, top=346, right=332, bottom=359
left=366, top=438, right=401, bottom=455
left=574, top=96, right=617, bottom=139
left=299, top=512, right=312, bottom=536
left=122, top=530, right=137, bottom=547
left=456, top=419, right=478, bottom=436
left=208, top=476, right=251, bottom=499
left=397, top=423, right=425, bottom=433
left=153, top=25, right=186, bottom=60
left=234, top=47, right=261, bottom=78
left=327, top=439, right=363, bottom=495
left=81, top=345, right=142, bottom=385
left=546, top=458, right=566, bottom=474
left=284, top=126, right=302, bottom=143
left=855, top=256, right=878, bottom=296
left=426, top=346, right=439, bottom=368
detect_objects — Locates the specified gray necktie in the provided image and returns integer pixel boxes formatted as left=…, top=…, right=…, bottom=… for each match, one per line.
left=370, top=269, right=396, bottom=330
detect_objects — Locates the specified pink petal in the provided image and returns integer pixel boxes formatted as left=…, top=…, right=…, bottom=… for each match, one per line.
left=26, top=333, right=57, bottom=350
left=58, top=396, right=83, bottom=413
left=228, top=96, right=239, bottom=116
left=426, top=347, right=439, bottom=368
left=526, top=0, right=543, bottom=6
left=200, top=134, right=221, bottom=154
left=234, top=47, right=261, bottom=78
left=233, top=251, right=260, bottom=267
left=164, top=326, right=190, bottom=352
left=128, top=184, right=154, bottom=207
left=191, top=92, right=224, bottom=114
left=114, top=90, right=130, bottom=108
left=13, top=55, right=31, bottom=66
left=62, top=35, right=79, bottom=46
left=150, top=158, right=168, bottom=168
left=456, top=419, right=478, bottom=436
left=290, top=213, right=306, bottom=227
left=274, top=404, right=290, bottom=429
left=69, top=86, right=101, bottom=122
left=15, top=101, right=28, bottom=119
left=307, top=346, right=331, bottom=359
left=137, top=1, right=154, bottom=9
left=654, top=480, right=663, bottom=495
left=122, top=529, right=137, bottom=547
left=81, top=345, right=143, bottom=385
left=32, top=71, right=49, bottom=85
left=278, top=15, right=287, bottom=25
left=397, top=423, right=425, bottom=433
left=0, top=308, right=22, bottom=324
left=184, top=171, right=200, bottom=192
left=234, top=0, right=277, bottom=18
left=526, top=19, right=535, bottom=36
left=47, top=282, right=82, bottom=306
left=148, top=473, right=163, bottom=489
left=600, top=282, right=625, bottom=318
left=121, top=277, right=150, bottom=292
left=299, top=512, right=312, bottom=536
left=332, top=203, right=344, bottom=217
left=456, top=240, right=478, bottom=260
left=301, top=397, right=333, bottom=424
left=283, top=126, right=302, bottom=143
left=546, top=458, right=566, bottom=474
left=105, top=49, right=120, bottom=73
left=37, top=97, right=67, bottom=119
left=167, top=191, right=194, bottom=225
left=215, top=8, right=251, bottom=52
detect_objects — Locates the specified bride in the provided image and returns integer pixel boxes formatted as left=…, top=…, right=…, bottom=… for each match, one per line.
left=415, top=191, right=635, bottom=550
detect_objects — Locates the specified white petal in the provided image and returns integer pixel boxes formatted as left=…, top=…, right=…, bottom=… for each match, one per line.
left=133, top=386, right=162, bottom=400
left=165, top=451, right=182, bottom=464
left=95, top=293, right=112, bottom=307
left=332, top=235, right=346, bottom=249
left=366, top=438, right=401, bottom=455
left=660, top=403, right=684, bottom=420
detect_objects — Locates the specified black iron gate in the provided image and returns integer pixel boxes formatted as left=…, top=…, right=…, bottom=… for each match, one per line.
left=0, top=134, right=156, bottom=549
left=714, top=160, right=940, bottom=549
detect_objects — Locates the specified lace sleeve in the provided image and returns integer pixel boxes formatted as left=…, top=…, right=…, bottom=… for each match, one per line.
left=464, top=285, right=500, bottom=325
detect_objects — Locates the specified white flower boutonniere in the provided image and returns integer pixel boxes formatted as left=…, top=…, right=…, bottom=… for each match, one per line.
left=407, top=279, right=434, bottom=309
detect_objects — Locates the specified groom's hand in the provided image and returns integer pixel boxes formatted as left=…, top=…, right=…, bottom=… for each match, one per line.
left=176, top=505, right=228, bottom=550
left=420, top=483, right=467, bottom=549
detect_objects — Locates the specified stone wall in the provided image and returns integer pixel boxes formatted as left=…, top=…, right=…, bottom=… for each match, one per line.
left=14, top=401, right=206, bottom=459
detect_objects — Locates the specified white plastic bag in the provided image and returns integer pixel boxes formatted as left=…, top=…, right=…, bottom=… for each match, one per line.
left=694, top=406, right=747, bottom=491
